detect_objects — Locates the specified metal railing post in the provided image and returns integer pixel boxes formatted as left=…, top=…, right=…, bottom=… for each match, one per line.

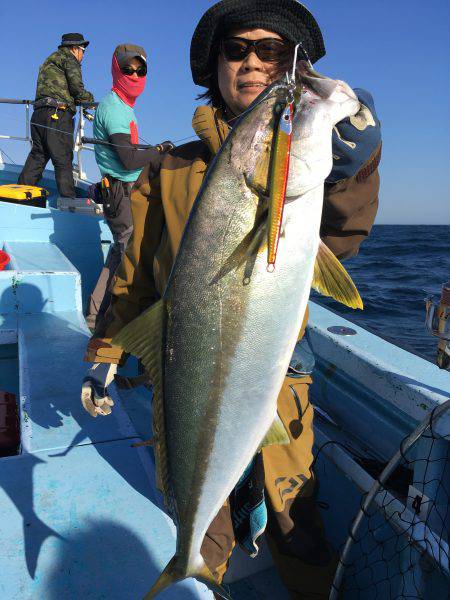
left=1, top=98, right=97, bottom=182
left=25, top=102, right=31, bottom=146
left=76, top=106, right=85, bottom=181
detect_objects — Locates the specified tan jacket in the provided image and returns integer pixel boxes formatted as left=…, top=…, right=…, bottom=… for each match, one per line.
left=86, top=105, right=381, bottom=363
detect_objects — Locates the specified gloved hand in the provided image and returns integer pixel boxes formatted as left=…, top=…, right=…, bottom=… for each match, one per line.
left=87, top=182, right=102, bottom=203
left=156, top=140, right=175, bottom=153
left=327, top=88, right=381, bottom=184
left=81, top=363, right=117, bottom=417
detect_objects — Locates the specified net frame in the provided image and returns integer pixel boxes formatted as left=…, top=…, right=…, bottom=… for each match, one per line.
left=330, top=400, right=450, bottom=600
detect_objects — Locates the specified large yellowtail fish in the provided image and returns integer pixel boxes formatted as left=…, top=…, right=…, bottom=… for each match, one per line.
left=113, top=62, right=362, bottom=599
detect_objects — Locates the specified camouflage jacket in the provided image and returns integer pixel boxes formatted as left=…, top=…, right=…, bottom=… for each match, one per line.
left=35, top=47, right=94, bottom=112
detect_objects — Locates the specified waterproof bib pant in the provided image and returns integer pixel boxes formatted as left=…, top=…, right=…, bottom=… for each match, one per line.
left=86, top=177, right=134, bottom=331
left=18, top=107, right=76, bottom=198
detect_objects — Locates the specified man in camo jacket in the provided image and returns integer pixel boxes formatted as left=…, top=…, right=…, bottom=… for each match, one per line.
left=18, top=33, right=94, bottom=198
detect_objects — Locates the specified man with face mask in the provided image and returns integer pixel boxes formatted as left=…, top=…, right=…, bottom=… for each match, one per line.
left=86, top=44, right=173, bottom=331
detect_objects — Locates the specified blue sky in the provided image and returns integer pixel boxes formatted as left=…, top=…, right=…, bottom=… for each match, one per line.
left=1, top=0, right=449, bottom=224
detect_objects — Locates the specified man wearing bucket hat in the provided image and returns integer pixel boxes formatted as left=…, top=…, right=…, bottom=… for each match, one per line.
left=82, top=1, right=381, bottom=597
left=18, top=33, right=94, bottom=199
left=85, top=44, right=174, bottom=331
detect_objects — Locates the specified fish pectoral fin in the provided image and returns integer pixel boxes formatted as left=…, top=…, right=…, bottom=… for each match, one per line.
left=244, top=128, right=273, bottom=196
left=143, top=555, right=231, bottom=600
left=261, top=413, right=290, bottom=447
left=211, top=213, right=267, bottom=284
left=312, top=240, right=363, bottom=310
left=112, top=299, right=165, bottom=386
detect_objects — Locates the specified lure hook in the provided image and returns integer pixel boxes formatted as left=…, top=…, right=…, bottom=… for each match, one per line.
left=288, top=42, right=313, bottom=86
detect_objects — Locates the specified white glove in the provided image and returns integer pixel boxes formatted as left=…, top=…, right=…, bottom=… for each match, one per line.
left=81, top=363, right=117, bottom=417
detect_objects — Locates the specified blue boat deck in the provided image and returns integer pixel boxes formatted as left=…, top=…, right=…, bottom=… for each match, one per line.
left=0, top=223, right=214, bottom=598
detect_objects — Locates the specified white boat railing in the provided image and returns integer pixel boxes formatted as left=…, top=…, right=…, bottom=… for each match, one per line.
left=0, top=98, right=98, bottom=182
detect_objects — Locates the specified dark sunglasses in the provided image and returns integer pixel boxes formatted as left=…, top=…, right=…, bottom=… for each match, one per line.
left=221, top=37, right=292, bottom=63
left=121, top=64, right=147, bottom=77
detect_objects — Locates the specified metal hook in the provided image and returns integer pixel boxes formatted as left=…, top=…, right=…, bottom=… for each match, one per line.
left=291, top=44, right=301, bottom=83
left=298, top=43, right=313, bottom=69
left=286, top=42, right=312, bottom=100
left=283, top=46, right=301, bottom=103
left=291, top=43, right=313, bottom=83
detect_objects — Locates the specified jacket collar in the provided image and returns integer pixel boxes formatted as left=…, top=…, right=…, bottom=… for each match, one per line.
left=59, top=46, right=78, bottom=62
left=192, top=105, right=231, bottom=157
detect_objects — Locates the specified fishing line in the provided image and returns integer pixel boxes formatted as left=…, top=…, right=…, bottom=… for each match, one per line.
left=0, top=146, right=17, bottom=164
left=3, top=91, right=284, bottom=152
left=24, top=117, right=244, bottom=149
left=138, top=134, right=151, bottom=144
left=22, top=121, right=162, bottom=150
left=0, top=113, right=197, bottom=147
left=24, top=120, right=200, bottom=149
left=0, top=112, right=28, bottom=125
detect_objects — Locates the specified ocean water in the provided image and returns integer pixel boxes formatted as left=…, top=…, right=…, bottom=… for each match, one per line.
left=312, top=225, right=450, bottom=363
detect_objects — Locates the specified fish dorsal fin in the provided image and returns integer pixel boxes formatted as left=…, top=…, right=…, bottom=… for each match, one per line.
left=112, top=300, right=172, bottom=510
left=312, top=240, right=363, bottom=309
left=261, top=413, right=290, bottom=448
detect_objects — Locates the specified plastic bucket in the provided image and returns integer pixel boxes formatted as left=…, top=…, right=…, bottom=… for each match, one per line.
left=0, top=250, right=10, bottom=271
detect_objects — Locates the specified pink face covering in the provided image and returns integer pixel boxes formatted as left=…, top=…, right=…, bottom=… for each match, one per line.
left=111, top=55, right=146, bottom=107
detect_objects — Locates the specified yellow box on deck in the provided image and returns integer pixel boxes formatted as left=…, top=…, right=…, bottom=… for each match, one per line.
left=0, top=184, right=48, bottom=208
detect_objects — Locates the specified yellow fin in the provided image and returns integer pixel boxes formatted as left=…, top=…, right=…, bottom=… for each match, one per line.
left=143, top=555, right=231, bottom=600
left=312, top=241, right=363, bottom=310
left=112, top=299, right=165, bottom=382
left=248, top=129, right=274, bottom=195
left=112, top=300, right=171, bottom=508
left=261, top=414, right=290, bottom=447
left=251, top=145, right=272, bottom=195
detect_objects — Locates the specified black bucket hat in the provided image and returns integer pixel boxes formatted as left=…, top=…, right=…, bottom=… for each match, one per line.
left=190, top=0, right=325, bottom=85
left=59, top=33, right=90, bottom=49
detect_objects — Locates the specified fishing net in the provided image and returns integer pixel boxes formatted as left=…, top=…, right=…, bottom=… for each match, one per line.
left=330, top=400, right=450, bottom=600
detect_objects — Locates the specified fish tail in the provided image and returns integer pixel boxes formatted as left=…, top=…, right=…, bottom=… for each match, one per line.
left=143, top=554, right=231, bottom=599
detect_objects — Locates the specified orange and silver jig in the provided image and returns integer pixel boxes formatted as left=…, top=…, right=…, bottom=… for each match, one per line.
left=266, top=43, right=307, bottom=270
left=267, top=100, right=293, bottom=270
